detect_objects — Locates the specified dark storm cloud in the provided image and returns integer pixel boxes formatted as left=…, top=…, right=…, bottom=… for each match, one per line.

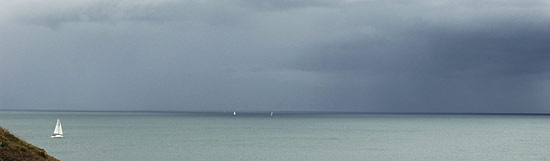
left=293, top=16, right=550, bottom=112
left=426, top=23, right=550, bottom=76
left=295, top=19, right=550, bottom=75
left=1, top=0, right=550, bottom=112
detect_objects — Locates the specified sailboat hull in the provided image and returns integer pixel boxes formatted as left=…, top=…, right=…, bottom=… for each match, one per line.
left=51, top=134, right=63, bottom=138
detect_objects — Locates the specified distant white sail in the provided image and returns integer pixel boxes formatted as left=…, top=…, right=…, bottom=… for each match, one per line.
left=233, top=111, right=236, bottom=116
left=51, top=118, right=63, bottom=138
left=270, top=112, right=273, bottom=116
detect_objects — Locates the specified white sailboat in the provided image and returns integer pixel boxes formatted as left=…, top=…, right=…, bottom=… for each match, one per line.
left=270, top=112, right=273, bottom=116
left=233, top=111, right=237, bottom=116
left=51, top=118, right=63, bottom=138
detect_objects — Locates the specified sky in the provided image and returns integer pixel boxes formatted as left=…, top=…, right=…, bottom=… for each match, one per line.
left=1, top=0, right=550, bottom=112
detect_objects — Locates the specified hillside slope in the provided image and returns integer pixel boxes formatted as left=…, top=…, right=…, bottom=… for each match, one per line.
left=0, top=127, right=59, bottom=161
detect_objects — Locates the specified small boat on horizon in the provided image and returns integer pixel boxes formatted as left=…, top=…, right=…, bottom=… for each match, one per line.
left=51, top=118, right=63, bottom=138
left=233, top=111, right=237, bottom=116
left=270, top=112, right=273, bottom=116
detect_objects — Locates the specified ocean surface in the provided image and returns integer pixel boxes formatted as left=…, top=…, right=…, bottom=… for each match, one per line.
left=1, top=111, right=550, bottom=161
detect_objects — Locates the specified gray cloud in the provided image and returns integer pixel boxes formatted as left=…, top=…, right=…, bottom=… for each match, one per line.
left=1, top=0, right=550, bottom=112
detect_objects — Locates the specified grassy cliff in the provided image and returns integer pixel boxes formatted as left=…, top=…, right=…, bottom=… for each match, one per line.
left=0, top=127, right=59, bottom=161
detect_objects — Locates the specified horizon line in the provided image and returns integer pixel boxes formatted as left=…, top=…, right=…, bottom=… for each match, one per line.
left=1, top=109, right=550, bottom=115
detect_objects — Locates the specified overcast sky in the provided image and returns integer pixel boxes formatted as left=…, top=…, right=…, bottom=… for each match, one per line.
left=1, top=0, right=550, bottom=112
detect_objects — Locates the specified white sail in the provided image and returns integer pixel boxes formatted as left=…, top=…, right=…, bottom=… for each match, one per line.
left=53, top=118, right=63, bottom=135
left=233, top=111, right=236, bottom=116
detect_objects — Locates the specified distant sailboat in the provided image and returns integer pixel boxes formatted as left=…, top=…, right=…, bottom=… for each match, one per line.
left=270, top=112, right=273, bottom=116
left=233, top=111, right=237, bottom=116
left=51, top=118, right=63, bottom=138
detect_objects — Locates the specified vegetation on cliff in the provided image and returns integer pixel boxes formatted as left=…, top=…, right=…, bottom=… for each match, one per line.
left=0, top=127, right=58, bottom=161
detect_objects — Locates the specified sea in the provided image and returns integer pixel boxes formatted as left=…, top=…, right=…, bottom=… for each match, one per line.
left=1, top=111, right=550, bottom=161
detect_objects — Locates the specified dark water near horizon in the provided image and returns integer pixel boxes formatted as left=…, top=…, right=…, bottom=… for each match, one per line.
left=1, top=111, right=550, bottom=160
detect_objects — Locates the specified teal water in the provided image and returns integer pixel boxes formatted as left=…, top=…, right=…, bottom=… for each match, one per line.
left=1, top=111, right=550, bottom=160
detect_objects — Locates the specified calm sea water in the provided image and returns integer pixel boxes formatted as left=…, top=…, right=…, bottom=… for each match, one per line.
left=1, top=111, right=550, bottom=161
